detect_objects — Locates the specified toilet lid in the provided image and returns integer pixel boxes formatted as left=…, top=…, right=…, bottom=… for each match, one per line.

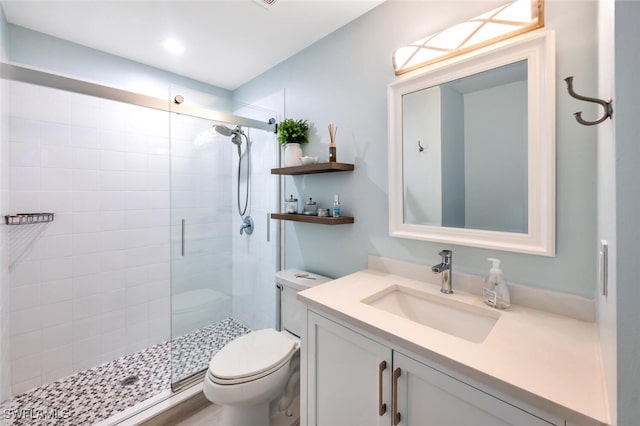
left=208, top=329, right=297, bottom=381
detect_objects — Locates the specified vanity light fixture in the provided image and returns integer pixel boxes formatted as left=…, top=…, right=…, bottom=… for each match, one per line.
left=392, top=0, right=544, bottom=75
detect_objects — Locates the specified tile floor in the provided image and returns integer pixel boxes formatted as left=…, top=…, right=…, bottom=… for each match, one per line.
left=140, top=391, right=300, bottom=426
left=171, top=318, right=251, bottom=384
left=0, top=318, right=250, bottom=426
left=139, top=392, right=222, bottom=426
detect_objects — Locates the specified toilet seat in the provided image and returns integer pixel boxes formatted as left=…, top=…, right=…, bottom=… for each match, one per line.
left=208, top=329, right=299, bottom=385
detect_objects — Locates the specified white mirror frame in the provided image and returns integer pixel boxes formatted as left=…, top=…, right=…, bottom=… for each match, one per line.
left=388, top=31, right=555, bottom=256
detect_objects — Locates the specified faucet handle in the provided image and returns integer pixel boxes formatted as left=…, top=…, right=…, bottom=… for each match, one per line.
left=240, top=216, right=254, bottom=235
left=438, top=249, right=452, bottom=258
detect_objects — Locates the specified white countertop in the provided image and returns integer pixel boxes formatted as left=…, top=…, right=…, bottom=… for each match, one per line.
left=298, top=268, right=609, bottom=425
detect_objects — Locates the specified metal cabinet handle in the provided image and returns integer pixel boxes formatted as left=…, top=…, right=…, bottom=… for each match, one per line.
left=393, top=367, right=401, bottom=425
left=378, top=361, right=387, bottom=416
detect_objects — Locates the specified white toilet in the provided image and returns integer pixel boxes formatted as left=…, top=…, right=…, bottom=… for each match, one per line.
left=203, top=269, right=331, bottom=426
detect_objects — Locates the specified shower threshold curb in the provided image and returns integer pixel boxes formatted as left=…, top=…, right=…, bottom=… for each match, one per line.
left=95, top=381, right=204, bottom=426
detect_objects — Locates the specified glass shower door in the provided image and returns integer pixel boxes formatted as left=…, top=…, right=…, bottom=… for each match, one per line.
left=169, top=112, right=237, bottom=387
left=168, top=101, right=279, bottom=390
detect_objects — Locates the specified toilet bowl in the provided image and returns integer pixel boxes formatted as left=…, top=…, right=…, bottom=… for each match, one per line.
left=203, top=329, right=299, bottom=426
left=202, top=269, right=332, bottom=426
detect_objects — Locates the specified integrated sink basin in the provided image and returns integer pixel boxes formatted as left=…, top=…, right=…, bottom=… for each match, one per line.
left=361, top=285, right=500, bottom=343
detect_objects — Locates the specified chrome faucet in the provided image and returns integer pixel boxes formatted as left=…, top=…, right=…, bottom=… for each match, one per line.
left=432, top=250, right=453, bottom=294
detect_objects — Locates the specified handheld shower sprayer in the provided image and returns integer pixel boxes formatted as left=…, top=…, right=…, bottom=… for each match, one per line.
left=211, top=123, right=251, bottom=218
left=213, top=124, right=245, bottom=157
left=212, top=124, right=235, bottom=137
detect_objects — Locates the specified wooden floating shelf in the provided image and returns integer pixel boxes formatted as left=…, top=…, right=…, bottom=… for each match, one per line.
left=271, top=162, right=354, bottom=175
left=271, top=213, right=354, bottom=225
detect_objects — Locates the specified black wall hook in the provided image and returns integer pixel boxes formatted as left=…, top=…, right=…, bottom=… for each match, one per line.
left=564, top=76, right=613, bottom=126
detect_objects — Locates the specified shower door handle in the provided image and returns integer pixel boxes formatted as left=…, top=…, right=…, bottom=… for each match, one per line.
left=266, top=213, right=271, bottom=242
left=181, top=219, right=185, bottom=257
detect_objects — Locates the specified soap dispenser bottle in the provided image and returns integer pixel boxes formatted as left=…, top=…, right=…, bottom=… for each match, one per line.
left=483, top=258, right=511, bottom=309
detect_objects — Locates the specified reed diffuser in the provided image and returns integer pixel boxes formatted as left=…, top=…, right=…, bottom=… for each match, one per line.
left=328, top=123, right=338, bottom=162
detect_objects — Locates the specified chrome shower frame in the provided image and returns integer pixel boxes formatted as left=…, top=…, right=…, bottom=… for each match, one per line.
left=0, top=62, right=277, bottom=134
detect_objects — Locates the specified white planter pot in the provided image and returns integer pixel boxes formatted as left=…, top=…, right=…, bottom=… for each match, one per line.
left=283, top=143, right=303, bottom=167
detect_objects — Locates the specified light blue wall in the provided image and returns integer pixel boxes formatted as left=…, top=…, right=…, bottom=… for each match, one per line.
left=615, top=1, right=640, bottom=423
left=402, top=86, right=441, bottom=225
left=235, top=0, right=598, bottom=298
left=440, top=85, right=465, bottom=228
left=464, top=80, right=527, bottom=233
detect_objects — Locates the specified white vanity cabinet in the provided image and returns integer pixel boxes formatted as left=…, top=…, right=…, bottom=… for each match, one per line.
left=394, top=352, right=555, bottom=426
left=306, top=311, right=392, bottom=425
left=305, top=310, right=562, bottom=426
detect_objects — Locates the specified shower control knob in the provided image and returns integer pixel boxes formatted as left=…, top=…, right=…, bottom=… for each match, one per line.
left=240, top=216, right=254, bottom=235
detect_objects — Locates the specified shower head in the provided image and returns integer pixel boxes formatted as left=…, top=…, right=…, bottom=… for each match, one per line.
left=231, top=133, right=243, bottom=146
left=212, top=124, right=245, bottom=156
left=213, top=124, right=236, bottom=137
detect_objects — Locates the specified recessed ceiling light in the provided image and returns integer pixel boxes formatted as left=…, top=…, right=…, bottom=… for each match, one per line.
left=163, top=38, right=185, bottom=55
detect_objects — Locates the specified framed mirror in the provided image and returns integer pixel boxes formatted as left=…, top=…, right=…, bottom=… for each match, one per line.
left=388, top=31, right=555, bottom=256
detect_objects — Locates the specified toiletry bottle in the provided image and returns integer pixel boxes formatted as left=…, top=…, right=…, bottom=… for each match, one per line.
left=304, top=197, right=318, bottom=216
left=329, top=143, right=336, bottom=162
left=285, top=195, right=298, bottom=214
left=483, top=258, right=511, bottom=309
left=332, top=194, right=341, bottom=218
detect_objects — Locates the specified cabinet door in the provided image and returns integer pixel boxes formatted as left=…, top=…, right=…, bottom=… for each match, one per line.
left=306, top=311, right=392, bottom=426
left=394, top=352, right=559, bottom=426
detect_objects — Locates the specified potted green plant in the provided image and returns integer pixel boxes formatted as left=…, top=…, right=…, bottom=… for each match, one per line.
left=278, top=118, right=309, bottom=166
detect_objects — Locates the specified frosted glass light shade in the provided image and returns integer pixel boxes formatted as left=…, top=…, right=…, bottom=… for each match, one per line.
left=392, top=0, right=544, bottom=75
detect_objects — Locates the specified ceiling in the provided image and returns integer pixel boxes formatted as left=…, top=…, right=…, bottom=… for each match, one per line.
left=1, top=0, right=385, bottom=90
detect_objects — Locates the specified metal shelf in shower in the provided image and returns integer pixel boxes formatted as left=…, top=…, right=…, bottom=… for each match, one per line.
left=4, top=213, right=55, bottom=269
left=4, top=213, right=55, bottom=225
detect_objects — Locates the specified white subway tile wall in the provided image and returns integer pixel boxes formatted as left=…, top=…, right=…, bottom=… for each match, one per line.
left=3, top=80, right=280, bottom=398
left=4, top=81, right=234, bottom=396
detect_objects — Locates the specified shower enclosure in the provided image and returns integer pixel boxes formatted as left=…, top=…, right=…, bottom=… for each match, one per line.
left=169, top=106, right=279, bottom=389
left=0, top=63, right=279, bottom=423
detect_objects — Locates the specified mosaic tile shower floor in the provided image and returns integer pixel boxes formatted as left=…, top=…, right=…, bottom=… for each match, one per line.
left=1, top=318, right=251, bottom=426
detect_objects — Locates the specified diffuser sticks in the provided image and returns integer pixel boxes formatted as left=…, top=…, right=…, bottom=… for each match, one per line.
left=328, top=123, right=338, bottom=162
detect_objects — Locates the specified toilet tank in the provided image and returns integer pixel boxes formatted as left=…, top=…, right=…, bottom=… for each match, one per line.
left=276, top=269, right=332, bottom=338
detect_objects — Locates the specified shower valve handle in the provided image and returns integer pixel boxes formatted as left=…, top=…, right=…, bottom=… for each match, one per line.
left=240, top=216, right=254, bottom=235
